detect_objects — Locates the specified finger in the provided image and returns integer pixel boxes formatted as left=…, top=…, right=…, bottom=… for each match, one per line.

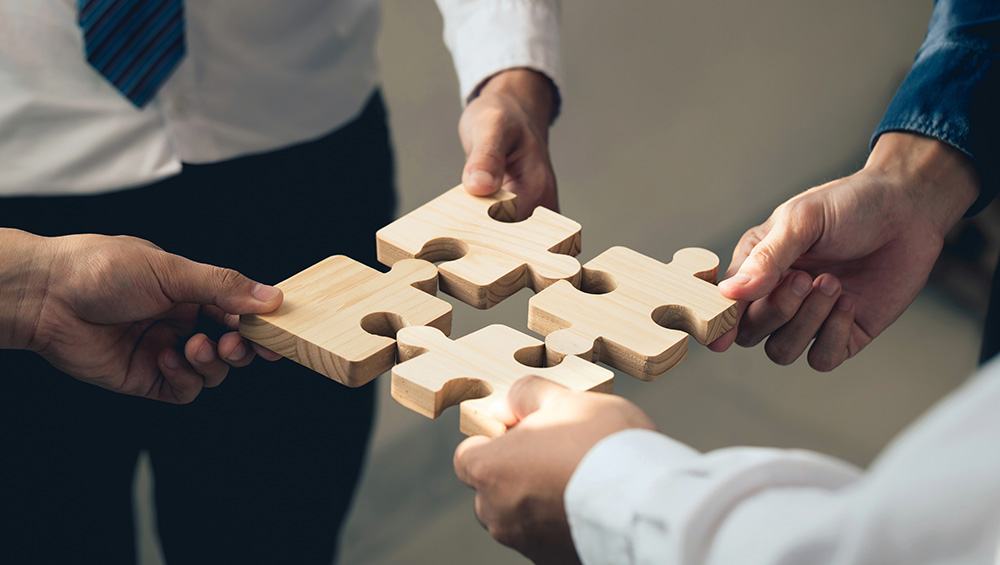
left=454, top=435, right=493, bottom=488
left=505, top=375, right=570, bottom=422
left=250, top=342, right=283, bottom=361
left=462, top=111, right=514, bottom=197
left=218, top=332, right=255, bottom=367
left=183, top=334, right=230, bottom=388
left=203, top=304, right=240, bottom=331
left=718, top=205, right=822, bottom=302
left=707, top=297, right=749, bottom=352
left=157, top=253, right=283, bottom=315
left=158, top=348, right=204, bottom=404
left=735, top=270, right=812, bottom=348
left=764, top=274, right=842, bottom=365
left=807, top=295, right=855, bottom=372
left=721, top=225, right=767, bottom=284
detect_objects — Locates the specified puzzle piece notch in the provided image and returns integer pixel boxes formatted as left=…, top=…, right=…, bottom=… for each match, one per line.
left=239, top=256, right=452, bottom=387
left=376, top=185, right=582, bottom=309
left=528, top=246, right=738, bottom=381
left=392, top=324, right=614, bottom=437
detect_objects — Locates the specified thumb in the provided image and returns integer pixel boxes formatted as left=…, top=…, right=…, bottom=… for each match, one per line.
left=496, top=376, right=570, bottom=425
left=462, top=116, right=514, bottom=197
left=158, top=252, right=283, bottom=315
left=718, top=214, right=819, bottom=302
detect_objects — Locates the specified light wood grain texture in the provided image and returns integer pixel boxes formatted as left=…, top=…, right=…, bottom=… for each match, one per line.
left=239, top=256, right=452, bottom=387
left=376, top=185, right=582, bottom=309
left=528, top=246, right=738, bottom=381
left=392, top=324, right=614, bottom=437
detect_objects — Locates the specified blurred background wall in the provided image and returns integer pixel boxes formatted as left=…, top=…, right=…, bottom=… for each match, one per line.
left=134, top=1, right=994, bottom=563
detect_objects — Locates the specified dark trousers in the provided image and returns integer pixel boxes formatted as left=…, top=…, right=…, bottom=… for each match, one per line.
left=983, top=255, right=1000, bottom=364
left=1, top=93, right=395, bottom=564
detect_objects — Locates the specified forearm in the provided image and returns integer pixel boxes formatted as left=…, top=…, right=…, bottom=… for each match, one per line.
left=863, top=132, right=981, bottom=238
left=0, top=228, right=52, bottom=350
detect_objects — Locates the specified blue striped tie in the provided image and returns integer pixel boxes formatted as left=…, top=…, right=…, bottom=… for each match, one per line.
left=78, top=0, right=186, bottom=108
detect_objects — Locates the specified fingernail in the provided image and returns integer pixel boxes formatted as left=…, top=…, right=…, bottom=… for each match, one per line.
left=164, top=350, right=182, bottom=370
left=726, top=274, right=751, bottom=286
left=469, top=170, right=496, bottom=188
left=819, top=276, right=839, bottom=297
left=252, top=283, right=280, bottom=302
left=227, top=342, right=248, bottom=362
left=837, top=295, right=853, bottom=312
left=790, top=273, right=811, bottom=297
left=196, top=342, right=214, bottom=364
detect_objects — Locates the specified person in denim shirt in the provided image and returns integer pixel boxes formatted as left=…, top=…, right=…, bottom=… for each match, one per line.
left=453, top=2, right=1000, bottom=563
left=712, top=0, right=1000, bottom=368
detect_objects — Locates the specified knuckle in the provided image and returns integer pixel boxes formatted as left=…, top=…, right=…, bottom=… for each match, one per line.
left=213, top=267, right=245, bottom=290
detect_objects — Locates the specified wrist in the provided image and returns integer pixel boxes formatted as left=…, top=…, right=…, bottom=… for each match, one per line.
left=476, top=68, right=556, bottom=134
left=864, top=132, right=981, bottom=237
left=0, top=229, right=54, bottom=351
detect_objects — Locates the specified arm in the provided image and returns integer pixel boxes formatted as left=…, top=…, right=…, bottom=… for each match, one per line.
left=435, top=0, right=563, bottom=219
left=711, top=0, right=1000, bottom=369
left=0, top=228, right=282, bottom=403
left=456, top=362, right=1000, bottom=564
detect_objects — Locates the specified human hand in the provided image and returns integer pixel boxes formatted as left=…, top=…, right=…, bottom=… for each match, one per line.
left=3, top=231, right=283, bottom=403
left=454, top=376, right=657, bottom=564
left=459, top=68, right=558, bottom=220
left=709, top=133, right=980, bottom=370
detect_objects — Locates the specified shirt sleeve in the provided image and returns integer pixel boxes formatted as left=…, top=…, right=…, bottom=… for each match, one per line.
left=872, top=0, right=1000, bottom=214
left=434, top=0, right=562, bottom=112
left=564, top=356, right=1000, bottom=564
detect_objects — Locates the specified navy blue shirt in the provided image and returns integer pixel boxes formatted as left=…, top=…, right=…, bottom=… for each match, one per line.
left=873, top=0, right=1000, bottom=214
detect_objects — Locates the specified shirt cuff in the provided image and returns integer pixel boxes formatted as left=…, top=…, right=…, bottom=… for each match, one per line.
left=872, top=40, right=1000, bottom=215
left=564, top=429, right=700, bottom=564
left=437, top=0, right=563, bottom=115
left=565, top=430, right=863, bottom=564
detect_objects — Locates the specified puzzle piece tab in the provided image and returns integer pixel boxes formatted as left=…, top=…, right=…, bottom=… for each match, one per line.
left=376, top=185, right=582, bottom=309
left=528, top=246, right=737, bottom=381
left=392, top=324, right=614, bottom=437
left=239, top=256, right=452, bottom=387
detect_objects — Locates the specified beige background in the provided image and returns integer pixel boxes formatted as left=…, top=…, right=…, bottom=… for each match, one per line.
left=133, top=1, right=987, bottom=563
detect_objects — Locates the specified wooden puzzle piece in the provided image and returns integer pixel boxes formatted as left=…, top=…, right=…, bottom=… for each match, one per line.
left=392, top=324, right=614, bottom=437
left=239, top=256, right=452, bottom=387
left=376, top=185, right=582, bottom=309
left=528, top=246, right=738, bottom=381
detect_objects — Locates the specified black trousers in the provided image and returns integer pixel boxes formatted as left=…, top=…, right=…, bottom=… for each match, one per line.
left=1, top=93, right=395, bottom=564
left=983, top=255, right=1000, bottom=364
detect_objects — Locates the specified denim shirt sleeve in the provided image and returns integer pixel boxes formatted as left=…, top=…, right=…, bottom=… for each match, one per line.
left=872, top=0, right=1000, bottom=215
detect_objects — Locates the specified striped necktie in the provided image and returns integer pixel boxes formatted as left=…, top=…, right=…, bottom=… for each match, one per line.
left=77, top=0, right=186, bottom=108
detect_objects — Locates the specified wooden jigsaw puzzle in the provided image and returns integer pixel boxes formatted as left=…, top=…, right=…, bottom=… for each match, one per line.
left=376, top=185, right=582, bottom=309
left=528, top=247, right=738, bottom=381
left=239, top=187, right=738, bottom=435
left=391, top=324, right=614, bottom=437
left=239, top=256, right=451, bottom=387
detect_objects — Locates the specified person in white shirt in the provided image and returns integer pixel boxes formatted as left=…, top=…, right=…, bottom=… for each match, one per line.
left=1, top=1, right=562, bottom=563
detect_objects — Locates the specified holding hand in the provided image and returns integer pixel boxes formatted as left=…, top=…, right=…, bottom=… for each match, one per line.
left=710, top=133, right=980, bottom=370
left=454, top=376, right=656, bottom=565
left=459, top=69, right=559, bottom=219
left=2, top=230, right=283, bottom=403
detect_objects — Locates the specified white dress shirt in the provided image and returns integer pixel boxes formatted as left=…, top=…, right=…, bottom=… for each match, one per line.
left=0, top=0, right=561, bottom=196
left=566, top=355, right=1000, bottom=564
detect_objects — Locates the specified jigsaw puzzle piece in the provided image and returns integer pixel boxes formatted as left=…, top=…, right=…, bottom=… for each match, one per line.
left=392, top=324, right=614, bottom=437
left=376, top=185, right=582, bottom=309
left=239, top=256, right=452, bottom=387
left=528, top=246, right=738, bottom=381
